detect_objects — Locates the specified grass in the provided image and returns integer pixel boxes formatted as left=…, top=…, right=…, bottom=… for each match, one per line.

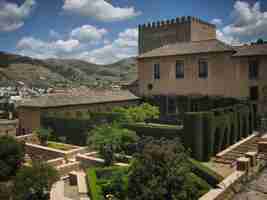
left=47, top=141, right=76, bottom=151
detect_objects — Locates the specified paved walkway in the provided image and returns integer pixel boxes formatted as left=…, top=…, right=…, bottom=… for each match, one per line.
left=233, top=168, right=267, bottom=200
left=50, top=180, right=72, bottom=200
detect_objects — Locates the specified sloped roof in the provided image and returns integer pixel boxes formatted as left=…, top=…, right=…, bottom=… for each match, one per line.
left=138, top=39, right=234, bottom=58
left=19, top=90, right=140, bottom=108
left=233, top=44, right=267, bottom=57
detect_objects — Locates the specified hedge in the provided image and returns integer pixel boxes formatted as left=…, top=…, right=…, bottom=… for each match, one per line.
left=189, top=158, right=223, bottom=187
left=123, top=123, right=183, bottom=139
left=87, top=168, right=104, bottom=200
left=183, top=102, right=256, bottom=161
left=189, top=173, right=212, bottom=197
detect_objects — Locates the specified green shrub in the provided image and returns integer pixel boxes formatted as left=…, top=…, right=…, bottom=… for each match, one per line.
left=0, top=136, right=25, bottom=181
left=189, top=158, right=223, bottom=187
left=87, top=168, right=104, bottom=200
left=123, top=123, right=183, bottom=139
left=189, top=173, right=212, bottom=197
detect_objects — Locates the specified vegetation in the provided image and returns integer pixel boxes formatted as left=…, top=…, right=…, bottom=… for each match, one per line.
left=127, top=138, right=210, bottom=200
left=0, top=136, right=25, bottom=181
left=124, top=122, right=183, bottom=139
left=88, top=123, right=138, bottom=165
left=47, top=141, right=75, bottom=151
left=189, top=158, right=223, bottom=187
left=87, top=167, right=128, bottom=200
left=35, top=127, right=52, bottom=146
left=112, top=103, right=160, bottom=123
left=13, top=161, right=59, bottom=200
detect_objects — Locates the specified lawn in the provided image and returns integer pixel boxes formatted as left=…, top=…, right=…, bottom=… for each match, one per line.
left=47, top=141, right=77, bottom=151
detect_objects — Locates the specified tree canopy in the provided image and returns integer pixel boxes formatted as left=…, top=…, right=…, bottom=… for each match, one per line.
left=0, top=136, right=25, bottom=180
left=13, top=161, right=59, bottom=200
left=127, top=138, right=205, bottom=200
left=112, top=103, right=160, bottom=123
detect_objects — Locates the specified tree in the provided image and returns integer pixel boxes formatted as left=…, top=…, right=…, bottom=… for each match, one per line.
left=127, top=138, right=200, bottom=200
left=87, top=123, right=139, bottom=165
left=0, top=136, right=25, bottom=180
left=112, top=103, right=160, bottom=123
left=35, top=127, right=52, bottom=146
left=13, top=161, right=60, bottom=200
left=256, top=38, right=264, bottom=44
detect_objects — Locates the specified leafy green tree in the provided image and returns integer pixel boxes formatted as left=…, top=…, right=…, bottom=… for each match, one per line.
left=256, top=38, right=264, bottom=44
left=0, top=136, right=25, bottom=181
left=88, top=123, right=139, bottom=165
left=35, top=127, right=52, bottom=146
left=13, top=161, right=60, bottom=200
left=112, top=103, right=160, bottom=123
left=128, top=138, right=200, bottom=200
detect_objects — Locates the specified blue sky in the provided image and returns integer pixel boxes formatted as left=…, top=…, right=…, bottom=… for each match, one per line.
left=0, top=0, right=266, bottom=64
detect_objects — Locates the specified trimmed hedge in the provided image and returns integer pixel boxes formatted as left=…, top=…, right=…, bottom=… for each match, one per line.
left=189, top=158, right=223, bottom=187
left=183, top=102, right=256, bottom=161
left=189, top=173, right=212, bottom=197
left=87, top=168, right=104, bottom=200
left=123, top=123, right=183, bottom=139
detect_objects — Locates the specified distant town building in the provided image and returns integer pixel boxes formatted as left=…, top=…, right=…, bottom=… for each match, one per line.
left=18, top=90, right=140, bottom=133
left=137, top=16, right=267, bottom=114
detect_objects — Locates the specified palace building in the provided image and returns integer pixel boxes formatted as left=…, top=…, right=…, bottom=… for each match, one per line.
left=137, top=16, right=267, bottom=114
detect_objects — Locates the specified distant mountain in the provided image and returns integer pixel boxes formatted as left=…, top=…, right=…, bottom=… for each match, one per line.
left=0, top=52, right=137, bottom=88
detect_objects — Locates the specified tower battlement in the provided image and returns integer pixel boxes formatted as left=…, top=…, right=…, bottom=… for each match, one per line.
left=138, top=16, right=217, bottom=54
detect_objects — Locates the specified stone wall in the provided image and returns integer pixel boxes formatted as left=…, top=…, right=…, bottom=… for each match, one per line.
left=138, top=16, right=216, bottom=54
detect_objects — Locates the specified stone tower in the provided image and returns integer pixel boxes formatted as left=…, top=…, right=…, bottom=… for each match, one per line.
left=138, top=16, right=216, bottom=54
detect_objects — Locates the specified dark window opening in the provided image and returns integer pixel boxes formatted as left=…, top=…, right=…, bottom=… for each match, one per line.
left=199, top=59, right=208, bottom=78
left=154, top=64, right=160, bottom=79
left=249, top=60, right=259, bottom=79
left=250, top=86, right=259, bottom=101
left=176, top=60, right=184, bottom=78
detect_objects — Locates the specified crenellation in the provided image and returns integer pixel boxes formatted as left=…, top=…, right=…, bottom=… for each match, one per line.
left=138, top=16, right=217, bottom=53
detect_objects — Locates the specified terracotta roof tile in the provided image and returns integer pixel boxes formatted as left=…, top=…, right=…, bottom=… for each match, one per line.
left=138, top=39, right=234, bottom=58
left=233, top=44, right=267, bottom=57
left=19, top=90, right=140, bottom=108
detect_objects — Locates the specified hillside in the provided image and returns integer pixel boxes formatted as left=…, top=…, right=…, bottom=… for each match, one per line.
left=0, top=52, right=137, bottom=88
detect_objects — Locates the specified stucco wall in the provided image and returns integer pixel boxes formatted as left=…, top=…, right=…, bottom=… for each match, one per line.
left=18, top=100, right=140, bottom=133
left=138, top=52, right=247, bottom=98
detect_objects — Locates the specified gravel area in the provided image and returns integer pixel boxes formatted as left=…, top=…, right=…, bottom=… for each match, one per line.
left=64, top=179, right=80, bottom=200
left=233, top=168, right=267, bottom=200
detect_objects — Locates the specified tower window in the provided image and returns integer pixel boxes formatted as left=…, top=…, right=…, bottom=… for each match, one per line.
left=176, top=61, right=184, bottom=78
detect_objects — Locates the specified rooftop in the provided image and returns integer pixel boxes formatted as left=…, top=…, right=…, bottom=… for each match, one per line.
left=19, top=90, right=140, bottom=108
left=138, top=39, right=234, bottom=58
left=233, top=43, right=267, bottom=57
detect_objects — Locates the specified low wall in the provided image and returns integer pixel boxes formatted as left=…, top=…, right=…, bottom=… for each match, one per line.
left=77, top=154, right=129, bottom=169
left=47, top=157, right=65, bottom=168
left=57, top=161, right=80, bottom=177
left=16, top=134, right=39, bottom=144
left=25, top=143, right=88, bottom=161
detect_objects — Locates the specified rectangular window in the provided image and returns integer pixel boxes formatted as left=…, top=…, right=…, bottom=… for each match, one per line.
left=249, top=60, right=259, bottom=79
left=167, top=97, right=177, bottom=114
left=199, top=59, right=208, bottom=78
left=250, top=86, right=259, bottom=101
left=176, top=61, right=184, bottom=78
left=154, top=63, right=160, bottom=79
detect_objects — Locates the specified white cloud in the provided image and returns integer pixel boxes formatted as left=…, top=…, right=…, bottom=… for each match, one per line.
left=70, top=25, right=107, bottom=43
left=16, top=27, right=138, bottom=64
left=49, top=30, right=60, bottom=39
left=211, top=18, right=222, bottom=26
left=77, top=28, right=138, bottom=64
left=63, top=0, right=141, bottom=22
left=17, top=36, right=80, bottom=59
left=217, top=1, right=267, bottom=44
left=0, top=0, right=35, bottom=32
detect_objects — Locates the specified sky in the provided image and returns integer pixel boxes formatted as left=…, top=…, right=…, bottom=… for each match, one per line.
left=0, top=0, right=267, bottom=64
